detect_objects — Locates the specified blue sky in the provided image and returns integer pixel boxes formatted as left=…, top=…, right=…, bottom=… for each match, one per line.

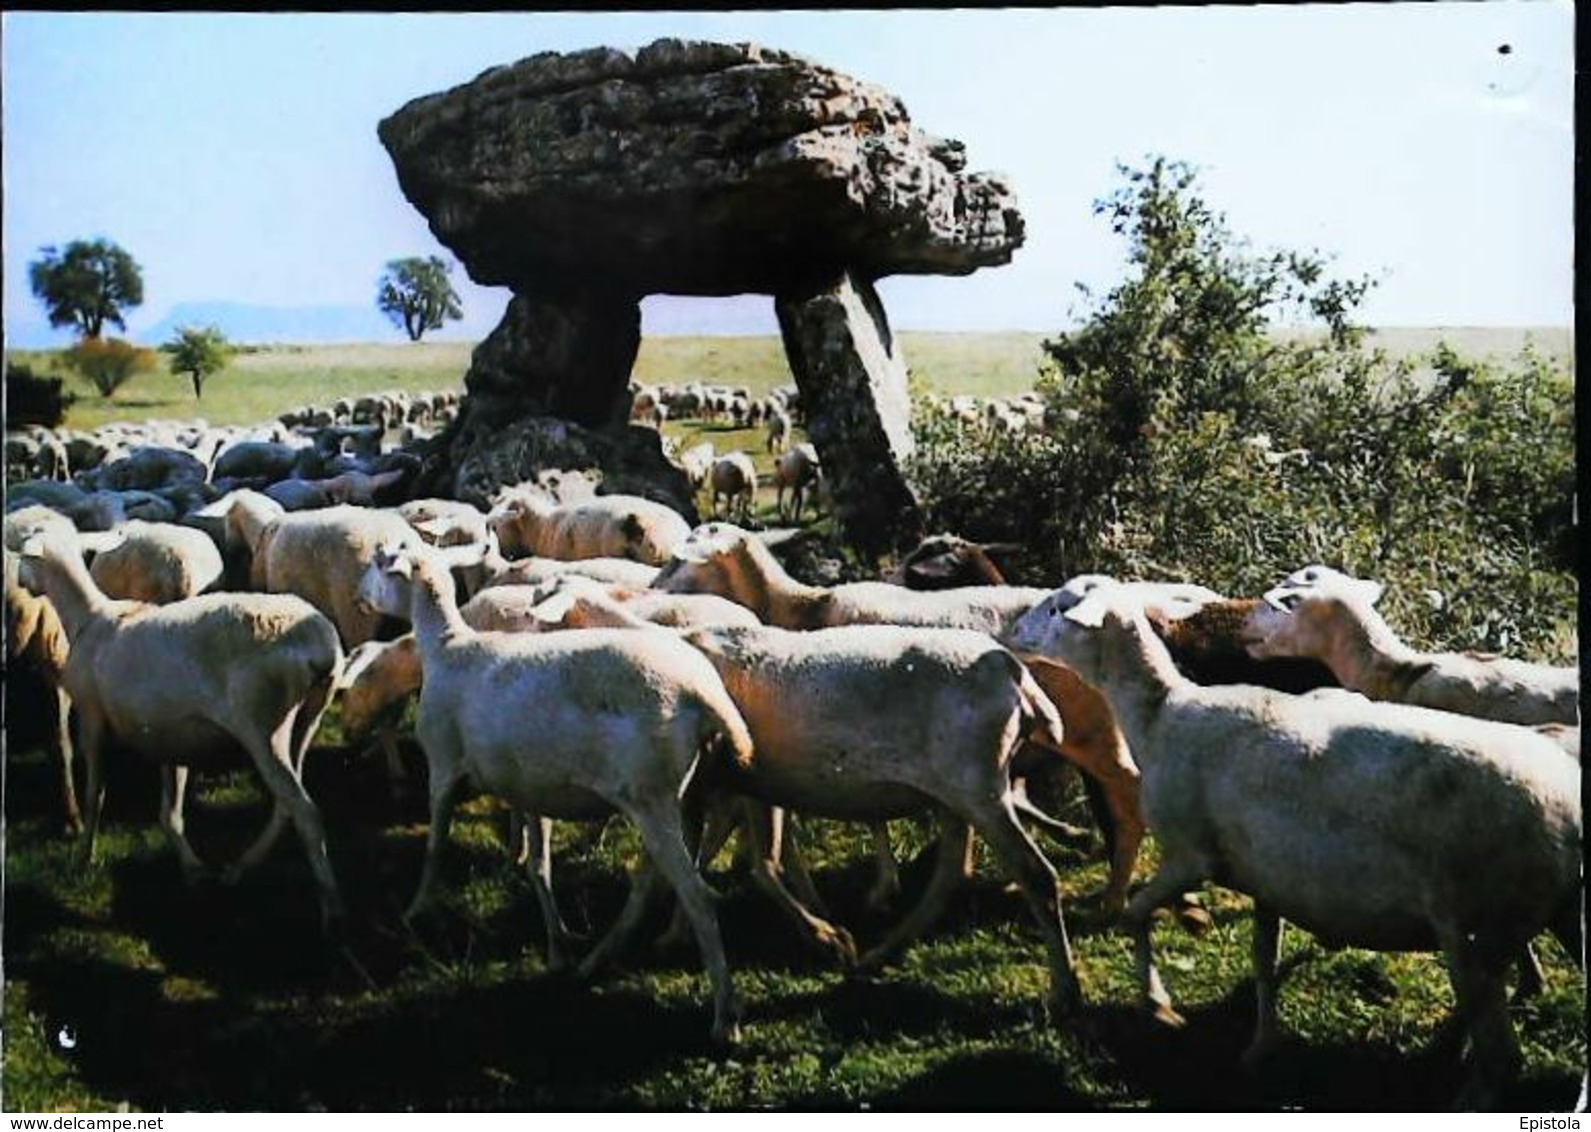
left=2, top=5, right=1574, bottom=345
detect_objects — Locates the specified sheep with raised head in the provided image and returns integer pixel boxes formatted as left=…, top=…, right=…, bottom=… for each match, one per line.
left=198, top=490, right=429, bottom=646
left=15, top=529, right=348, bottom=935
left=1250, top=565, right=1578, bottom=727
left=1006, top=581, right=1581, bottom=1108
left=355, top=541, right=749, bottom=1041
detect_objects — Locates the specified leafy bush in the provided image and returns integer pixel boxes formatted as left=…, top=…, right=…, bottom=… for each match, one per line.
left=909, top=158, right=1576, bottom=661
left=4, top=361, right=76, bottom=428
left=63, top=336, right=158, bottom=398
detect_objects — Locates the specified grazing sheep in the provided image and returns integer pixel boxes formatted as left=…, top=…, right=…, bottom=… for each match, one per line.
left=765, top=409, right=792, bottom=454
left=709, top=452, right=757, bottom=523
left=488, top=492, right=690, bottom=566
left=772, top=444, right=820, bottom=523
left=356, top=543, right=749, bottom=1042
left=1251, top=567, right=1579, bottom=727
left=677, top=442, right=717, bottom=494
left=678, top=622, right=1083, bottom=1014
left=16, top=531, right=348, bottom=935
left=211, top=440, right=303, bottom=485
left=1006, top=582, right=1581, bottom=1108
left=87, top=520, right=225, bottom=605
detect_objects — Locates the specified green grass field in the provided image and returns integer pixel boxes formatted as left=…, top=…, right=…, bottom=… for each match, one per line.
left=3, top=330, right=1583, bottom=1112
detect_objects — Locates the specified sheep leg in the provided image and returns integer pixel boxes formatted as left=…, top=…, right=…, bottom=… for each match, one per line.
left=247, top=718, right=347, bottom=938
left=1440, top=924, right=1520, bottom=1111
left=778, top=815, right=831, bottom=917
left=576, top=856, right=664, bottom=978
left=1121, top=859, right=1209, bottom=1028
left=75, top=708, right=109, bottom=868
left=743, top=802, right=858, bottom=964
left=856, top=814, right=970, bottom=972
left=1513, top=942, right=1545, bottom=1000
left=54, top=685, right=83, bottom=835
left=157, top=765, right=210, bottom=885
left=626, top=804, right=742, bottom=1046
left=225, top=802, right=291, bottom=882
left=1241, top=904, right=1285, bottom=1069
left=863, top=820, right=902, bottom=912
left=657, top=795, right=747, bottom=953
left=964, top=797, right=1084, bottom=1018
left=1009, top=779, right=1094, bottom=847
left=525, top=814, right=581, bottom=969
left=405, top=766, right=468, bottom=923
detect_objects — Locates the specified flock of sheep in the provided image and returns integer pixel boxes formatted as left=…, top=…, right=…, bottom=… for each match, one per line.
left=3, top=385, right=1583, bottom=1111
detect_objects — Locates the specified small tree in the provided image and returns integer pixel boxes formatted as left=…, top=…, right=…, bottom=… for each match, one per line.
left=29, top=238, right=145, bottom=340
left=65, top=337, right=158, bottom=398
left=162, top=324, right=235, bottom=399
left=377, top=256, right=463, bottom=342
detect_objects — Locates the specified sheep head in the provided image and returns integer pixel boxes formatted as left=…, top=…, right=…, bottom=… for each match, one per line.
left=357, top=542, right=418, bottom=621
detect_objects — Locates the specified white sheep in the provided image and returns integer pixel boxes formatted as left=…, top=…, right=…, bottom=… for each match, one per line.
left=487, top=491, right=690, bottom=566
left=653, top=524, right=1160, bottom=909
left=708, top=452, right=757, bottom=523
left=1251, top=565, right=1578, bottom=727
left=5, top=507, right=81, bottom=832
left=85, top=520, right=225, bottom=604
left=765, top=409, right=792, bottom=454
left=200, top=491, right=482, bottom=647
left=355, top=542, right=749, bottom=1041
left=676, top=622, right=1083, bottom=1014
left=477, top=552, right=661, bottom=594
left=1006, top=582, right=1581, bottom=1108
left=16, top=529, right=348, bottom=935
left=773, top=443, right=820, bottom=523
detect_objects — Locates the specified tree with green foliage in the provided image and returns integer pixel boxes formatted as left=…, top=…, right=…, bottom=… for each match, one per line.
left=28, top=238, right=145, bottom=340
left=161, top=324, right=235, bottom=399
left=377, top=256, right=463, bottom=342
left=910, top=156, right=1575, bottom=660
left=64, top=337, right=158, bottom=399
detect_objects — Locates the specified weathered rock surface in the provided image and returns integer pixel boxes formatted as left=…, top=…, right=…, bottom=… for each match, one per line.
left=448, top=411, right=699, bottom=521
left=776, top=272, right=924, bottom=556
left=466, top=291, right=640, bottom=427
left=379, top=38, right=1022, bottom=553
left=379, top=38, right=1023, bottom=295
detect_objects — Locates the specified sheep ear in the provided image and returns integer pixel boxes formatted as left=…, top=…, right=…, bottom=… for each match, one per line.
left=1357, top=580, right=1385, bottom=606
left=530, top=589, right=579, bottom=622
left=1062, top=597, right=1110, bottom=628
left=753, top=527, right=804, bottom=549
left=338, top=640, right=390, bottom=689
left=1263, top=585, right=1306, bottom=612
